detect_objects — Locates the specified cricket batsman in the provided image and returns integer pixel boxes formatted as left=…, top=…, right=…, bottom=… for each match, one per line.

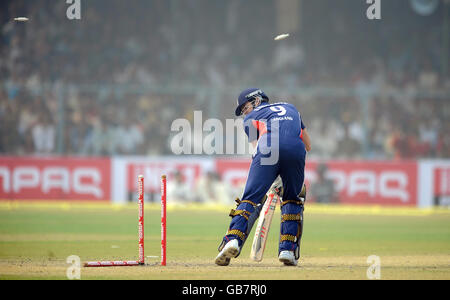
left=215, top=88, right=311, bottom=266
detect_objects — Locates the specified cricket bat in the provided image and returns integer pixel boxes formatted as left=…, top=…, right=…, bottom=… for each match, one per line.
left=250, top=191, right=279, bottom=262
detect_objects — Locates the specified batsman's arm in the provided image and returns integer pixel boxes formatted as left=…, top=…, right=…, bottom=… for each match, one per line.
left=302, top=128, right=311, bottom=152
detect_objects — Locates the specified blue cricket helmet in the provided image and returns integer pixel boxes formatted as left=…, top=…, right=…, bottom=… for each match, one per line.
left=235, top=88, right=269, bottom=116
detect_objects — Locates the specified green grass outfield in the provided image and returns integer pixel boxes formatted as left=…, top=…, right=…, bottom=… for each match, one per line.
left=0, top=201, right=449, bottom=280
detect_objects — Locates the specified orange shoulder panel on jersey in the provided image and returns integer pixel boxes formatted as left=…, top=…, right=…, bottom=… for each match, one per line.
left=252, top=120, right=268, bottom=139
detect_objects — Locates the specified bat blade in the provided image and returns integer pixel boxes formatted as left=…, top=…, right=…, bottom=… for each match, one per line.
left=250, top=192, right=278, bottom=262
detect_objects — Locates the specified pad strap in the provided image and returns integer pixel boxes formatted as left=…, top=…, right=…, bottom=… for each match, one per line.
left=281, top=213, right=302, bottom=223
left=280, top=234, right=297, bottom=243
left=241, top=200, right=257, bottom=207
left=281, top=199, right=303, bottom=207
left=234, top=198, right=257, bottom=207
left=229, top=209, right=251, bottom=220
left=227, top=229, right=247, bottom=241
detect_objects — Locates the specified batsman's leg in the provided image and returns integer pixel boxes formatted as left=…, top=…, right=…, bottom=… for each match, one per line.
left=278, top=146, right=306, bottom=266
left=215, top=154, right=278, bottom=266
left=279, top=198, right=304, bottom=266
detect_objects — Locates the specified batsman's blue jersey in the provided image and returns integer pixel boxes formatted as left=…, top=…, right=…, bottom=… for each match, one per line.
left=243, top=102, right=306, bottom=151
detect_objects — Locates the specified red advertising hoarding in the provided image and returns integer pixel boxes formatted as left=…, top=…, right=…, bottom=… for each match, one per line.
left=0, top=156, right=111, bottom=201
left=0, top=156, right=423, bottom=206
left=216, top=158, right=418, bottom=206
left=434, top=167, right=450, bottom=197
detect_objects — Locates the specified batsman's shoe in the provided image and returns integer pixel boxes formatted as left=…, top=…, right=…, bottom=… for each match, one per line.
left=215, top=239, right=240, bottom=266
left=278, top=250, right=298, bottom=266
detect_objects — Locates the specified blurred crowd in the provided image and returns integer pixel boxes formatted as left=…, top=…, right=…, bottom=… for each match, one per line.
left=292, top=94, right=450, bottom=160
left=167, top=170, right=235, bottom=205
left=0, top=88, right=194, bottom=155
left=0, top=0, right=449, bottom=159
